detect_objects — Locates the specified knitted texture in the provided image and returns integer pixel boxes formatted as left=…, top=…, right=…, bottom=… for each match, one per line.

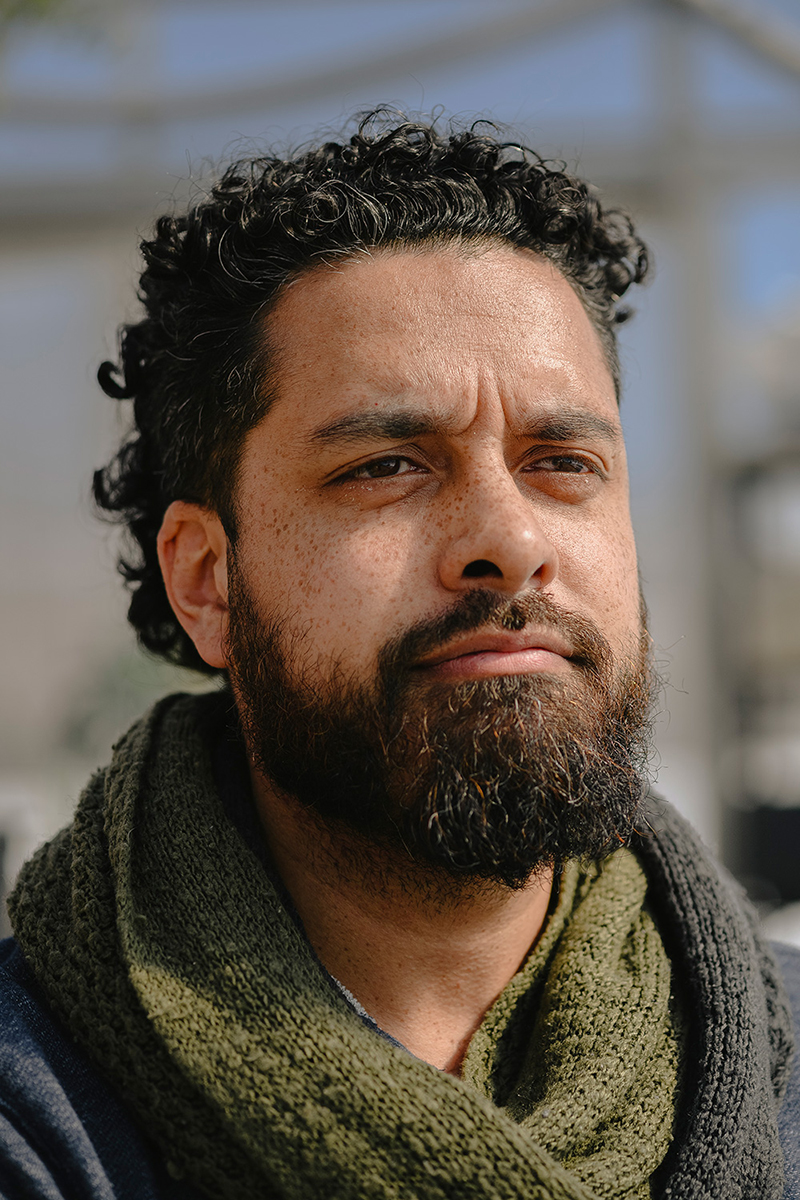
left=633, top=800, right=795, bottom=1198
left=8, top=692, right=794, bottom=1200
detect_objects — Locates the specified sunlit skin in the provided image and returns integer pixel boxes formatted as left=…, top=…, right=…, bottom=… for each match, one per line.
left=157, top=244, right=642, bottom=1073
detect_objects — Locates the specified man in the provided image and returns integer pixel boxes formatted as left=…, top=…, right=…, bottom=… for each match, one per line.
left=0, top=113, right=797, bottom=1199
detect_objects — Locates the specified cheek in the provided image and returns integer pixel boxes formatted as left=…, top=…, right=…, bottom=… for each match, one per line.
left=240, top=505, right=434, bottom=665
left=554, top=511, right=641, bottom=642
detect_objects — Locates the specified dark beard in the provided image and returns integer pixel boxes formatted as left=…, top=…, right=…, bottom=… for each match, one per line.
left=225, top=563, right=654, bottom=889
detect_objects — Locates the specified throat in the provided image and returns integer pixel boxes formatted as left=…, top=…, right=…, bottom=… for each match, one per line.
left=332, top=974, right=502, bottom=1076
left=249, top=767, right=555, bottom=1074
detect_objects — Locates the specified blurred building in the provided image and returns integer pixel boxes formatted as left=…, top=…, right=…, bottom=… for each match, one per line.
left=1, top=0, right=799, bottom=929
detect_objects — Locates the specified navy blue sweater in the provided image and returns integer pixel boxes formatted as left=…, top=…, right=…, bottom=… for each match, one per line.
left=0, top=938, right=200, bottom=1200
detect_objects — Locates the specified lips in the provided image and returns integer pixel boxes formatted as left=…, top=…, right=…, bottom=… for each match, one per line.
left=414, top=628, right=575, bottom=677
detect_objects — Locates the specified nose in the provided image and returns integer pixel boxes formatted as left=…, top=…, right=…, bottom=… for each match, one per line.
left=436, top=464, right=559, bottom=595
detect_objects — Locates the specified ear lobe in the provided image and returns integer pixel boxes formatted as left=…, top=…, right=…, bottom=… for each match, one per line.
left=157, top=501, right=229, bottom=669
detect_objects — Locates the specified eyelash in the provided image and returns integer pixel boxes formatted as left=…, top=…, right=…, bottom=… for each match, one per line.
left=525, top=453, right=597, bottom=476
left=338, top=451, right=601, bottom=483
left=343, top=455, right=421, bottom=481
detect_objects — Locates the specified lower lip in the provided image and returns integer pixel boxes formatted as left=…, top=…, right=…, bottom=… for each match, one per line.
left=420, top=648, right=571, bottom=680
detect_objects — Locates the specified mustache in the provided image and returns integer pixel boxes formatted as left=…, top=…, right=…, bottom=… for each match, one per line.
left=377, top=589, right=613, bottom=684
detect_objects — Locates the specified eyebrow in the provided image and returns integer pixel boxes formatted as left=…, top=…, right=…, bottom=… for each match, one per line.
left=309, top=411, right=437, bottom=446
left=520, top=412, right=621, bottom=444
left=307, top=408, right=621, bottom=448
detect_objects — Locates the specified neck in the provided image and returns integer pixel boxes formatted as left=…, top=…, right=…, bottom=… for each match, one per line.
left=250, top=769, right=554, bottom=1075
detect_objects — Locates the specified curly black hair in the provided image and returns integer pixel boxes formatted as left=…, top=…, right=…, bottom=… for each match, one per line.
left=94, top=111, right=649, bottom=673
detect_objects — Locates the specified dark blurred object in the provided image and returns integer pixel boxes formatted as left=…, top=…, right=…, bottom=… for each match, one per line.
left=735, top=808, right=800, bottom=903
left=721, top=448, right=800, bottom=904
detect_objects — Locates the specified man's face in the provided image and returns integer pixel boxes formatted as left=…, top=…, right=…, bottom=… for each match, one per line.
left=225, top=244, right=650, bottom=884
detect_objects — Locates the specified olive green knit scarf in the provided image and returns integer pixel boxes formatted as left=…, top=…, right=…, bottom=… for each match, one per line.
left=8, top=693, right=794, bottom=1200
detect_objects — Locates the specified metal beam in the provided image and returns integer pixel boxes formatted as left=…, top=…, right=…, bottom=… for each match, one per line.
left=667, top=0, right=800, bottom=82
left=1, top=0, right=621, bottom=124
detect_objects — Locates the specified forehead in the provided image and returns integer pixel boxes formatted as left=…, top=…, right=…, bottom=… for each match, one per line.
left=263, top=244, right=617, bottom=432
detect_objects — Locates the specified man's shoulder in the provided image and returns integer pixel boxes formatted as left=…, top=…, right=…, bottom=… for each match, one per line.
left=0, top=938, right=199, bottom=1200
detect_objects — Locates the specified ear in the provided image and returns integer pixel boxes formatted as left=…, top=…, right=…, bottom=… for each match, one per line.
left=157, top=501, right=229, bottom=670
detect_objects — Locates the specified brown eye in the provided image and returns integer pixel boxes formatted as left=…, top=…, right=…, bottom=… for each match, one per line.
left=521, top=452, right=605, bottom=503
left=533, top=455, right=593, bottom=474
left=351, top=457, right=413, bottom=480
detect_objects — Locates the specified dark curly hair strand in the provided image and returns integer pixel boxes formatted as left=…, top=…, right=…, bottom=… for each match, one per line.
left=94, top=111, right=650, bottom=673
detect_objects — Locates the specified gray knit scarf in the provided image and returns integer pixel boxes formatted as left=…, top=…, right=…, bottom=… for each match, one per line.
left=8, top=692, right=795, bottom=1199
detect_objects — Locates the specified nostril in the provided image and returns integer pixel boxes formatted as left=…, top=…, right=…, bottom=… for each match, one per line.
left=462, top=559, right=503, bottom=579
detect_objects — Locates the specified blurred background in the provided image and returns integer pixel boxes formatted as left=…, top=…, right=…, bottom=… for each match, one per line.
left=1, top=0, right=799, bottom=940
